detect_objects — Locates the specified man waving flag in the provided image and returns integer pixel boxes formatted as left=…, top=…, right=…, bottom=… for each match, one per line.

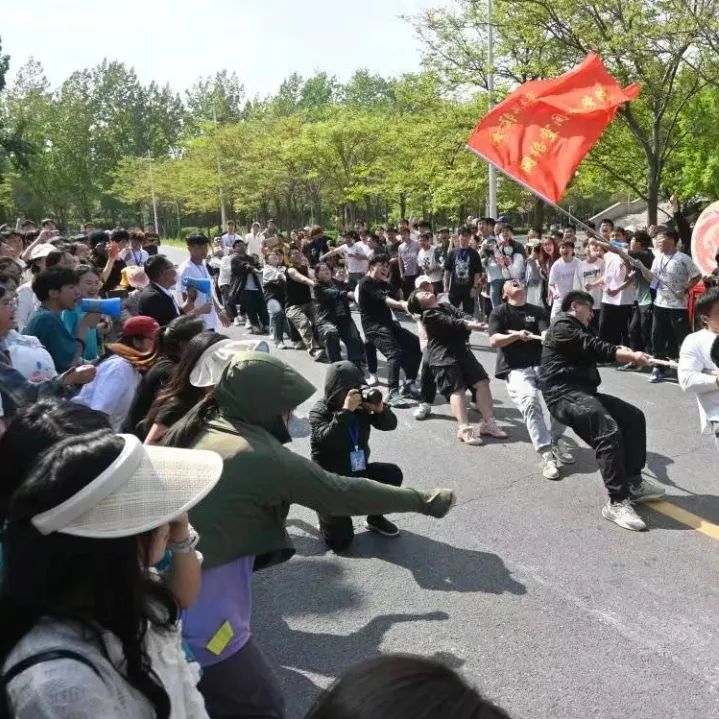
left=466, top=53, right=640, bottom=204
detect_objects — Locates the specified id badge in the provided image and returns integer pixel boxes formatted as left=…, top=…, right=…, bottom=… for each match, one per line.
left=350, top=448, right=367, bottom=472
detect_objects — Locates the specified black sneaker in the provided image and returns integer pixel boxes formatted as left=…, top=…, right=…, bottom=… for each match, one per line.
left=365, top=515, right=399, bottom=537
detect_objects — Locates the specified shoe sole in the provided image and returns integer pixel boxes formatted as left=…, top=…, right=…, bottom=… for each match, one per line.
left=631, top=492, right=666, bottom=503
left=364, top=522, right=399, bottom=537
left=601, top=507, right=646, bottom=531
left=542, top=470, right=561, bottom=480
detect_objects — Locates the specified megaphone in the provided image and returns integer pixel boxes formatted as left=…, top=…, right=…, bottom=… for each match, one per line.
left=78, top=297, right=123, bottom=318
left=182, top=276, right=212, bottom=294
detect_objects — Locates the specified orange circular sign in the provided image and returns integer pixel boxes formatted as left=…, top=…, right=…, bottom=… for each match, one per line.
left=691, top=201, right=719, bottom=275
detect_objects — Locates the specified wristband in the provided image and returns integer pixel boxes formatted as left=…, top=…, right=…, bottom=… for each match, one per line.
left=167, top=526, right=200, bottom=554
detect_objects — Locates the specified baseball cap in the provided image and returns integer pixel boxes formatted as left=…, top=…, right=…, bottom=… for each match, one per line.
left=415, top=275, right=434, bottom=289
left=121, top=315, right=159, bottom=341
left=32, top=434, right=223, bottom=538
left=190, top=339, right=270, bottom=387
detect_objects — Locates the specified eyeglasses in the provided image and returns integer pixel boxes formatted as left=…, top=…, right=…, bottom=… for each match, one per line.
left=0, top=298, right=17, bottom=308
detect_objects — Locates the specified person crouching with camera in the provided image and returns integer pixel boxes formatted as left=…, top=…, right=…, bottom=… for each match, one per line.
left=310, top=360, right=403, bottom=551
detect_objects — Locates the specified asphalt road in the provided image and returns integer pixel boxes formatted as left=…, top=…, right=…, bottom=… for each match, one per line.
left=163, top=246, right=719, bottom=719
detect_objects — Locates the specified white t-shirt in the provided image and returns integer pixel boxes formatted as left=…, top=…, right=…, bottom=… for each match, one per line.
left=218, top=255, right=233, bottom=287
left=548, top=258, right=582, bottom=302
left=73, top=355, right=139, bottom=431
left=244, top=231, right=263, bottom=259
left=651, top=251, right=701, bottom=309
left=398, top=240, right=420, bottom=276
left=417, top=246, right=443, bottom=283
left=176, top=259, right=218, bottom=330
left=222, top=233, right=241, bottom=253
left=15, top=281, right=40, bottom=333
left=678, top=328, right=719, bottom=432
left=340, top=243, right=370, bottom=275
left=122, top=247, right=149, bottom=266
left=601, top=253, right=636, bottom=306
left=579, top=258, right=605, bottom=309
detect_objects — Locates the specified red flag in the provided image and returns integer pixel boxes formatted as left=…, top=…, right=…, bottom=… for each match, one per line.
left=466, top=54, right=640, bottom=204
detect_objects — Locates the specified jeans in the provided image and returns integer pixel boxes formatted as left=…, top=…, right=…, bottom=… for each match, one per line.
left=365, top=323, right=421, bottom=389
left=239, top=289, right=269, bottom=330
left=652, top=305, right=690, bottom=360
left=490, top=279, right=505, bottom=308
left=317, top=317, right=365, bottom=368
left=318, top=462, right=403, bottom=552
left=546, top=390, right=645, bottom=501
left=286, top=303, right=321, bottom=352
left=599, top=303, right=633, bottom=346
left=267, top=299, right=290, bottom=343
left=505, top=367, right=565, bottom=452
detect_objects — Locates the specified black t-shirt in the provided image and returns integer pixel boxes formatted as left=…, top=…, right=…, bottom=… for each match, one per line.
left=444, top=247, right=482, bottom=293
left=488, top=302, right=549, bottom=379
left=358, top=275, right=393, bottom=329
left=286, top=266, right=312, bottom=307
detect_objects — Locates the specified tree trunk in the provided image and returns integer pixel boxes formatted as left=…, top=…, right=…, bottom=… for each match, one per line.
left=646, top=160, right=660, bottom=226
left=533, top=196, right=545, bottom=231
left=399, top=193, right=407, bottom=220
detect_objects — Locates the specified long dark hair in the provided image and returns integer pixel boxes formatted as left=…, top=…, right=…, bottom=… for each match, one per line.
left=0, top=399, right=110, bottom=518
left=144, top=331, right=226, bottom=429
left=155, top=315, right=205, bottom=363
left=160, top=390, right=219, bottom=449
left=306, top=654, right=510, bottom=719
left=0, top=416, right=177, bottom=719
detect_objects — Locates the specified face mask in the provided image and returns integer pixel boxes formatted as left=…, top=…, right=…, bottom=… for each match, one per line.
left=285, top=412, right=311, bottom=439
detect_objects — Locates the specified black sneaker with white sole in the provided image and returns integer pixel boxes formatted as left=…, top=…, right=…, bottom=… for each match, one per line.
left=365, top=515, right=399, bottom=537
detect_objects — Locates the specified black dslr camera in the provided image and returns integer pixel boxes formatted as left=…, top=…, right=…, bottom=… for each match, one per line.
left=360, top=386, right=383, bottom=405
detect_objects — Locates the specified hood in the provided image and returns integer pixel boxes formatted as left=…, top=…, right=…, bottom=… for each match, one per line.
left=324, top=361, right=364, bottom=407
left=216, top=351, right=316, bottom=442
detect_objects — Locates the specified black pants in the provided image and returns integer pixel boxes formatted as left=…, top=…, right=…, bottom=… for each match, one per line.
left=319, top=462, right=403, bottom=552
left=402, top=275, right=419, bottom=300
left=239, top=289, right=269, bottom=330
left=629, top=303, right=653, bottom=353
left=599, top=303, right=633, bottom=346
left=365, top=340, right=378, bottom=374
left=419, top=349, right=437, bottom=404
left=365, top=323, right=421, bottom=389
left=318, top=317, right=365, bottom=368
left=651, top=305, right=690, bottom=360
left=449, top=290, right=474, bottom=315
left=547, top=390, right=645, bottom=502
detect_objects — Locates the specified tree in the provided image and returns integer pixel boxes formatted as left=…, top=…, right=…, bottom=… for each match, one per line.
left=412, top=0, right=719, bottom=224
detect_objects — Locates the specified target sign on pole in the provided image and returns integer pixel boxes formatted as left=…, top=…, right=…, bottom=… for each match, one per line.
left=691, top=201, right=719, bottom=276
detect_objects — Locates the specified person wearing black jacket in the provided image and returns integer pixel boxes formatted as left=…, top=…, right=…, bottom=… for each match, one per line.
left=229, top=242, right=269, bottom=334
left=407, top=289, right=507, bottom=446
left=310, top=361, right=403, bottom=551
left=539, top=290, right=666, bottom=531
left=313, top=263, right=364, bottom=369
left=138, top=255, right=204, bottom=327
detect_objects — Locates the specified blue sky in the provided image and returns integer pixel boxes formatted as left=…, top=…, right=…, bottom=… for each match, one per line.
left=3, top=0, right=438, bottom=96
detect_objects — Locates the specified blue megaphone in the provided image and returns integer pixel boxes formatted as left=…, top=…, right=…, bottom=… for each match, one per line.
left=182, top=276, right=212, bottom=294
left=79, top=297, right=123, bottom=318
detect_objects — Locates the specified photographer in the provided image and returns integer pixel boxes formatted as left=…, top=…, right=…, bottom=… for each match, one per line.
left=310, top=360, right=403, bottom=551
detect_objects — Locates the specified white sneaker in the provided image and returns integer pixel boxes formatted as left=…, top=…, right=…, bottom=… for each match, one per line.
left=551, top=441, right=575, bottom=465
left=601, top=499, right=646, bottom=531
left=244, top=318, right=252, bottom=329
left=365, top=373, right=378, bottom=387
left=274, top=341, right=288, bottom=350
left=457, top=424, right=483, bottom=446
left=479, top=419, right=508, bottom=439
left=630, top=477, right=666, bottom=503
left=541, top=451, right=560, bottom=480
left=413, top=402, right=432, bottom=420
left=232, top=317, right=243, bottom=326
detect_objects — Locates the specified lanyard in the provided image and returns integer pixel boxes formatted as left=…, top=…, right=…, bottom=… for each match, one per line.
left=348, top=419, right=360, bottom=450
left=132, top=250, right=142, bottom=265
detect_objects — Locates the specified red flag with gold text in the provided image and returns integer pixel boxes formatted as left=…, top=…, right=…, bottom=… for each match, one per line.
left=466, top=53, right=640, bottom=204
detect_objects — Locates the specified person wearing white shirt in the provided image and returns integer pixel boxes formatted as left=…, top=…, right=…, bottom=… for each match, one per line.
left=121, top=233, right=150, bottom=267
left=599, top=244, right=636, bottom=346
left=678, top=288, right=719, bottom=447
left=175, top=234, right=229, bottom=331
left=244, top=222, right=263, bottom=260
left=321, top=231, right=370, bottom=284
left=221, top=220, right=242, bottom=255
left=416, top=232, right=444, bottom=293
left=548, top=240, right=583, bottom=318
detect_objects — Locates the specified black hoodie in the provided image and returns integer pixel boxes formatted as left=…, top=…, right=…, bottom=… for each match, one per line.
left=309, top=361, right=397, bottom=475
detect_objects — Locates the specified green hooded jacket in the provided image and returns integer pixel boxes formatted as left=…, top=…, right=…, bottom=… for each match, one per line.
left=188, top=352, right=454, bottom=570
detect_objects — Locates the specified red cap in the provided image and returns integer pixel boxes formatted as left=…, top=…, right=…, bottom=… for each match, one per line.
left=121, top=315, right=159, bottom=341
